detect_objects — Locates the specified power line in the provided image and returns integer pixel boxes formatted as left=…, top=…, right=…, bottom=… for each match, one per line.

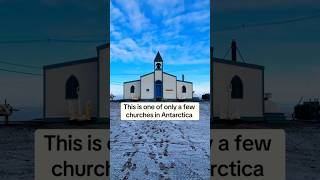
left=0, top=68, right=42, bottom=76
left=0, top=38, right=106, bottom=44
left=49, top=38, right=106, bottom=43
left=0, top=60, right=42, bottom=69
left=214, top=13, right=320, bottom=32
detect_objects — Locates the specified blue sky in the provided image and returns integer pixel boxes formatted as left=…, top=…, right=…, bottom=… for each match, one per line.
left=110, top=0, right=210, bottom=97
left=213, top=0, right=320, bottom=112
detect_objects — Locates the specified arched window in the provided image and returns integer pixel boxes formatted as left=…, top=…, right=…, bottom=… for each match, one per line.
left=182, top=85, right=186, bottom=93
left=66, top=75, right=79, bottom=99
left=130, top=85, right=135, bottom=93
left=231, top=75, right=243, bottom=99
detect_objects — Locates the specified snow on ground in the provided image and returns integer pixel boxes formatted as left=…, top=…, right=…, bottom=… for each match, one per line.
left=285, top=124, right=320, bottom=180
left=0, top=105, right=318, bottom=180
left=110, top=102, right=211, bottom=180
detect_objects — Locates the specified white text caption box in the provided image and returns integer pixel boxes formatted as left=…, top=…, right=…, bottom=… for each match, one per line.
left=121, top=102, right=199, bottom=121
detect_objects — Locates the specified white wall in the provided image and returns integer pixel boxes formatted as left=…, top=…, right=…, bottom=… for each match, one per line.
left=213, top=61, right=263, bottom=119
left=98, top=45, right=109, bottom=119
left=45, top=61, right=98, bottom=119
left=141, top=73, right=154, bottom=99
left=123, top=81, right=141, bottom=100
left=155, top=70, right=162, bottom=81
left=163, top=73, right=177, bottom=99
left=177, top=81, right=193, bottom=100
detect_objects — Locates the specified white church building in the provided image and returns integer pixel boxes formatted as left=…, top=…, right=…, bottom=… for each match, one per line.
left=42, top=41, right=272, bottom=121
left=123, top=52, right=193, bottom=101
left=43, top=44, right=109, bottom=121
left=212, top=41, right=265, bottom=121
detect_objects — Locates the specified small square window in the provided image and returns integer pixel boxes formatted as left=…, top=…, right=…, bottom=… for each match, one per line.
left=146, top=89, right=149, bottom=92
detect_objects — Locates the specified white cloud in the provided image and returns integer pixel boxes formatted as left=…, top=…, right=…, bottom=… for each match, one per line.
left=111, top=37, right=155, bottom=63
left=146, top=0, right=185, bottom=17
left=110, top=1, right=126, bottom=23
left=111, top=35, right=210, bottom=65
left=164, top=10, right=210, bottom=26
left=111, top=0, right=210, bottom=66
left=112, top=0, right=151, bottom=32
left=110, top=24, right=122, bottom=39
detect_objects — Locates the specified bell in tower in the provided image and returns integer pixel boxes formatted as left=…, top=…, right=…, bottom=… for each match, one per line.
left=156, top=62, right=161, bottom=70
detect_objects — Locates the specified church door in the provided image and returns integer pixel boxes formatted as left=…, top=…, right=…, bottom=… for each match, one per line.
left=155, top=80, right=163, bottom=100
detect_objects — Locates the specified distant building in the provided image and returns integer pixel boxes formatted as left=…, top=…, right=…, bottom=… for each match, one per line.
left=212, top=41, right=264, bottom=120
left=123, top=52, right=193, bottom=101
left=43, top=44, right=109, bottom=121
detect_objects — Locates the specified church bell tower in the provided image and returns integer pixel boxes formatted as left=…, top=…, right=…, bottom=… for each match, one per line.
left=154, top=51, right=163, bottom=81
left=154, top=51, right=163, bottom=100
left=154, top=52, right=163, bottom=71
